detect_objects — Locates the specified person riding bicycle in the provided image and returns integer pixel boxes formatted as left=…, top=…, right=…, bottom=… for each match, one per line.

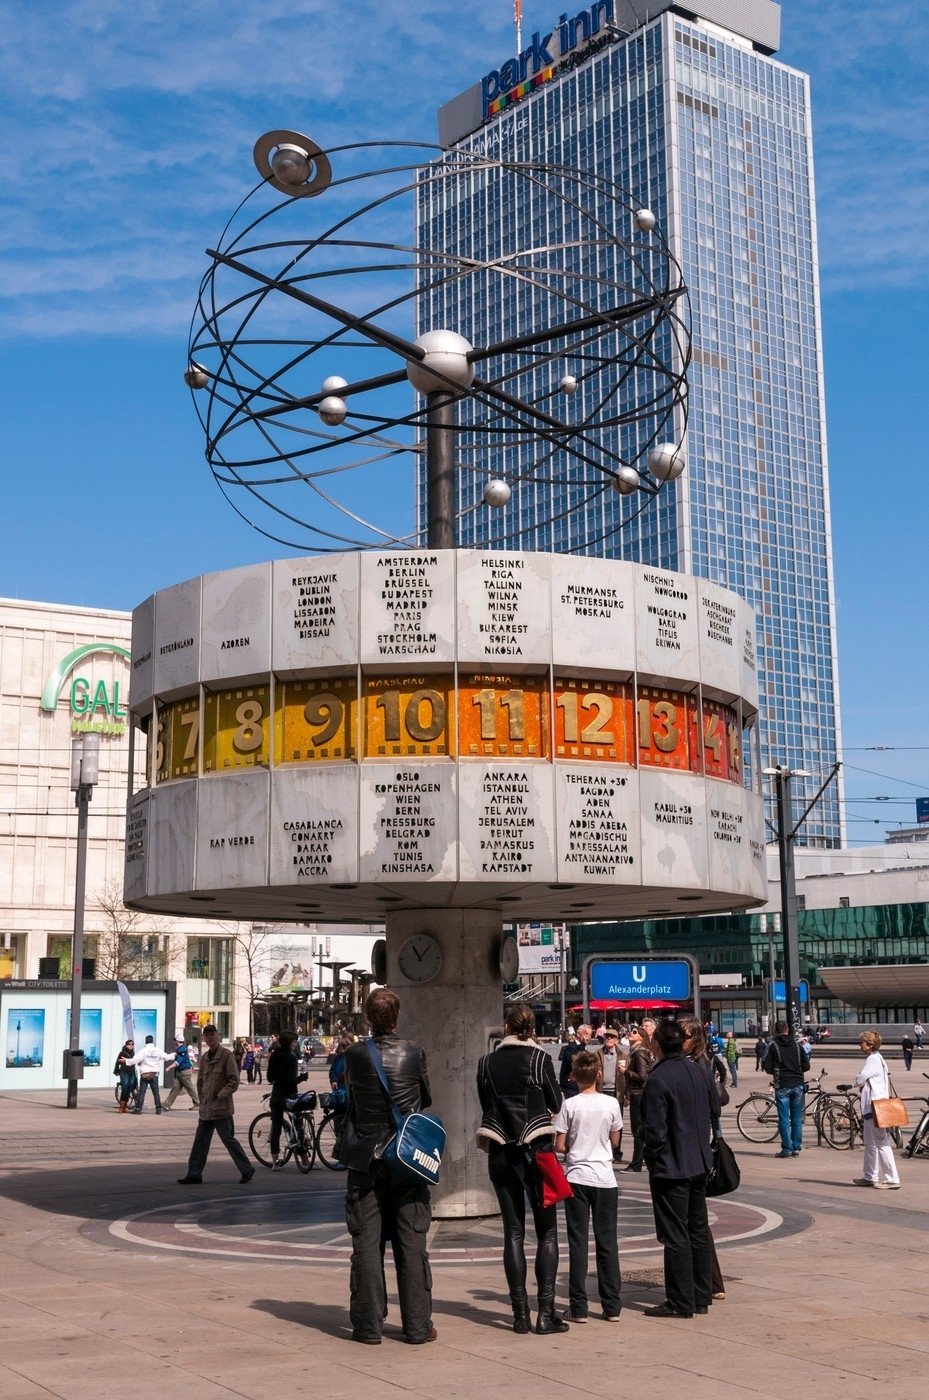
left=266, top=1030, right=307, bottom=1169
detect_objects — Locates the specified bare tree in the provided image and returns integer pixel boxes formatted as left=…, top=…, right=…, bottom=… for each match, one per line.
left=88, top=880, right=178, bottom=981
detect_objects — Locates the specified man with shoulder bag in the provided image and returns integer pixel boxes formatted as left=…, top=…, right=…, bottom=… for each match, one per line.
left=338, top=988, right=435, bottom=1347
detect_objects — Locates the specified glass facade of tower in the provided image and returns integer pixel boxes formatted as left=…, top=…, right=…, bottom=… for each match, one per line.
left=419, top=10, right=842, bottom=846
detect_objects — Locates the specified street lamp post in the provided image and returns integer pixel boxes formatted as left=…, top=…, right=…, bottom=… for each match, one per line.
left=67, top=733, right=100, bottom=1108
left=772, top=767, right=804, bottom=1037
left=764, top=762, right=840, bottom=1039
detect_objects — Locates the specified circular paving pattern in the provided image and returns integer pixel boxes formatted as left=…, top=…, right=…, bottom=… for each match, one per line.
left=101, top=1184, right=808, bottom=1265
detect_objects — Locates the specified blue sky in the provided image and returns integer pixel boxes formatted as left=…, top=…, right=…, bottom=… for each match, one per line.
left=1, top=0, right=926, bottom=844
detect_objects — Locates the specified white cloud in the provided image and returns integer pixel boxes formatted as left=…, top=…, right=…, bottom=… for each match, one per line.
left=0, top=0, right=925, bottom=339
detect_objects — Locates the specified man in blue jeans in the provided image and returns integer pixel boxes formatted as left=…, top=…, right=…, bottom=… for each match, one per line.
left=762, top=1021, right=810, bottom=1157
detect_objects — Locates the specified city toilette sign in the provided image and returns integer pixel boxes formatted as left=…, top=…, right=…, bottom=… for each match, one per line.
left=40, top=643, right=130, bottom=737
left=481, top=0, right=616, bottom=118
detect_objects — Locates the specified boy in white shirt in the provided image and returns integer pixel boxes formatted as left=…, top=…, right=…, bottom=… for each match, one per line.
left=554, top=1048, right=623, bottom=1322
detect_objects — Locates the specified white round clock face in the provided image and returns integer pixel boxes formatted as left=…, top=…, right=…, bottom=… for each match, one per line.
left=398, top=933, right=443, bottom=983
left=500, top=936, right=520, bottom=984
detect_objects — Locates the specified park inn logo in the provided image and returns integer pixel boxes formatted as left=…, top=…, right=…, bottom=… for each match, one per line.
left=481, top=0, right=616, bottom=117
left=40, top=642, right=131, bottom=738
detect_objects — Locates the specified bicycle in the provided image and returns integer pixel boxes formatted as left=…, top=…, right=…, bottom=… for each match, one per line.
left=904, top=1074, right=929, bottom=1158
left=315, top=1091, right=348, bottom=1171
left=249, top=1090, right=318, bottom=1171
left=736, top=1068, right=829, bottom=1144
left=114, top=1080, right=139, bottom=1111
left=820, top=1082, right=905, bottom=1152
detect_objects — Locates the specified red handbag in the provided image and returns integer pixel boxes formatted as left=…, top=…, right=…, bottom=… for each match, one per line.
left=533, top=1150, right=574, bottom=1207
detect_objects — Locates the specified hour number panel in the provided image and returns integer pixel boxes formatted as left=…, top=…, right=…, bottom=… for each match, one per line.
left=636, top=687, right=698, bottom=772
left=458, top=675, right=549, bottom=759
left=168, top=697, right=200, bottom=779
left=553, top=679, right=634, bottom=764
left=698, top=699, right=743, bottom=782
left=276, top=678, right=358, bottom=762
left=363, top=675, right=453, bottom=757
left=203, top=686, right=270, bottom=771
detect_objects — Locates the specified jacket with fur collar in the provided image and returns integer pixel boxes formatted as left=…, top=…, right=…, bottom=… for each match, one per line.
left=476, top=1038, right=563, bottom=1147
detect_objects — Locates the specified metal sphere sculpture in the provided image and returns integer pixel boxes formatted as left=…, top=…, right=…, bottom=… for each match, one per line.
left=188, top=132, right=691, bottom=552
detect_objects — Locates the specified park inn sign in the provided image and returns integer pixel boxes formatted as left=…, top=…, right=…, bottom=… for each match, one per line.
left=480, top=0, right=616, bottom=118
left=40, top=642, right=130, bottom=738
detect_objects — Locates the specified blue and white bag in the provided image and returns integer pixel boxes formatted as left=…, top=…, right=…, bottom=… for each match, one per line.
left=366, top=1040, right=446, bottom=1187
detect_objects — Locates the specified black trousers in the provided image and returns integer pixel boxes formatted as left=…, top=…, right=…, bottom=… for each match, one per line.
left=563, top=1183, right=622, bottom=1317
left=136, top=1075, right=162, bottom=1111
left=186, top=1115, right=251, bottom=1178
left=345, top=1164, right=433, bottom=1343
left=487, top=1144, right=559, bottom=1302
left=648, top=1173, right=712, bottom=1315
left=628, top=1093, right=645, bottom=1168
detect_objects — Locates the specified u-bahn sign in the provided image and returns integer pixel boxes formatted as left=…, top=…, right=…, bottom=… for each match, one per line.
left=585, top=955, right=698, bottom=1012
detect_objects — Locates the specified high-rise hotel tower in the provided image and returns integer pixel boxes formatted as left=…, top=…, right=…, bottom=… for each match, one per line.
left=419, top=0, right=843, bottom=845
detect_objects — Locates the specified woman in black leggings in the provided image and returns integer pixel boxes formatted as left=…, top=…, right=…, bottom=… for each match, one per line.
left=476, top=1006, right=566, bottom=1334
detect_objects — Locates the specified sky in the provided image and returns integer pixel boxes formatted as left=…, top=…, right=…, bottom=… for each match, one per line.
left=1, top=0, right=927, bottom=846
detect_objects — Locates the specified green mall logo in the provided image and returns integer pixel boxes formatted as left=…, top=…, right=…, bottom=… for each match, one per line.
left=40, top=643, right=131, bottom=737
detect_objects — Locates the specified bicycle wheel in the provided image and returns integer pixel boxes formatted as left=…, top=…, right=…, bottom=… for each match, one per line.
left=316, top=1110, right=348, bottom=1170
left=822, top=1103, right=855, bottom=1149
left=736, top=1095, right=779, bottom=1143
left=905, top=1114, right=929, bottom=1158
left=890, top=1126, right=903, bottom=1149
left=249, top=1111, right=292, bottom=1167
left=293, top=1115, right=316, bottom=1173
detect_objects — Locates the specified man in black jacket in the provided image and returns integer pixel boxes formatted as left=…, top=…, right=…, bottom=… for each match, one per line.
left=558, top=1023, right=593, bottom=1097
left=340, top=988, right=434, bottom=1346
left=762, top=1021, right=810, bottom=1157
left=641, top=1019, right=720, bottom=1319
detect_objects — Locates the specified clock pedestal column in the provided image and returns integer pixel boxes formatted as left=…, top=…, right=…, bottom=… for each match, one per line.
left=386, top=908, right=503, bottom=1218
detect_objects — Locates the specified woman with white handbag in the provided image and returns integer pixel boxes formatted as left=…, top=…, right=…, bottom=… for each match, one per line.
left=854, top=1031, right=902, bottom=1189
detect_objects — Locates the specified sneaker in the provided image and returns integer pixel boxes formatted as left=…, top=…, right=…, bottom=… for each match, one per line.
left=239, top=1168, right=256, bottom=1184
left=885, top=1182, right=901, bottom=1190
left=601, top=1312, right=622, bottom=1322
left=568, top=1312, right=588, bottom=1323
left=177, top=1176, right=202, bottom=1184
left=712, top=1291, right=726, bottom=1301
left=775, top=1151, right=792, bottom=1158
left=852, top=1177, right=881, bottom=1187
left=271, top=1161, right=285, bottom=1171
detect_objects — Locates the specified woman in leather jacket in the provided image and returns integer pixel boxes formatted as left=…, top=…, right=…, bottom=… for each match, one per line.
left=476, top=1005, right=566, bottom=1335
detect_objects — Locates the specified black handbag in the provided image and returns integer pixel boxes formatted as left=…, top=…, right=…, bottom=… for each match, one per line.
left=706, top=1133, right=740, bottom=1197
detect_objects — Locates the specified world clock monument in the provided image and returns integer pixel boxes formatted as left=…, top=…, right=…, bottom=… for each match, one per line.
left=124, top=134, right=765, bottom=1216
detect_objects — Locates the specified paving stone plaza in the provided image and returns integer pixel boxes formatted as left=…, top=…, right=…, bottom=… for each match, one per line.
left=2, top=1052, right=927, bottom=1399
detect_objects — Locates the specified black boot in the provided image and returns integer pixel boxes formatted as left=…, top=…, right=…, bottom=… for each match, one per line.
left=535, top=1297, right=570, bottom=1334
left=511, top=1294, right=531, bottom=1334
